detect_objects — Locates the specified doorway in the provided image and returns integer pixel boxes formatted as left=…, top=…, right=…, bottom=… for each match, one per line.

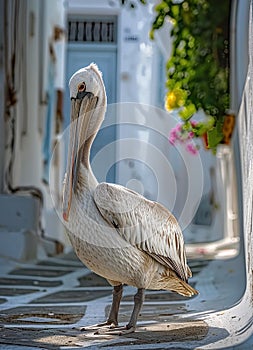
left=64, top=16, right=117, bottom=183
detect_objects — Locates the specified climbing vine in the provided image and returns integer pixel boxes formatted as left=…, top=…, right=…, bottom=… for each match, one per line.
left=121, top=0, right=231, bottom=153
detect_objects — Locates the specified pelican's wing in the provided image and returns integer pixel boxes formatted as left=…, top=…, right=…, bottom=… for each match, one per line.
left=94, top=182, right=191, bottom=282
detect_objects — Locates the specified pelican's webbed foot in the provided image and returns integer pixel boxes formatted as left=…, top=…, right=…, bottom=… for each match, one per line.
left=81, top=287, right=144, bottom=336
left=81, top=284, right=123, bottom=332
left=94, top=288, right=145, bottom=336
left=80, top=320, right=117, bottom=332
left=94, top=324, right=136, bottom=335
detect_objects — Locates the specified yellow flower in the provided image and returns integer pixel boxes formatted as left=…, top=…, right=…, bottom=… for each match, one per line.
left=165, top=92, right=177, bottom=110
left=165, top=89, right=186, bottom=111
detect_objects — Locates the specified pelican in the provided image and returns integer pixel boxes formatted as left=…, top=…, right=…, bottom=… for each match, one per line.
left=62, top=63, right=198, bottom=335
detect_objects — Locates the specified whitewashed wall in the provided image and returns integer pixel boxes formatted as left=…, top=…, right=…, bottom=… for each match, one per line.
left=1, top=0, right=67, bottom=257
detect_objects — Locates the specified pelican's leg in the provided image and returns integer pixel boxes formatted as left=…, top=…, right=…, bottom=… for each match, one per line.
left=96, top=288, right=145, bottom=335
left=106, top=283, right=123, bottom=326
left=81, top=284, right=123, bottom=331
left=125, top=288, right=145, bottom=332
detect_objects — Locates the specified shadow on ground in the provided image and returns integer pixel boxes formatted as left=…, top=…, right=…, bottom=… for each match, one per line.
left=0, top=320, right=230, bottom=349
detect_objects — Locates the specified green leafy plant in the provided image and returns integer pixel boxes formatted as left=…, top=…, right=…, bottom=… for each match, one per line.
left=120, top=0, right=231, bottom=152
left=150, top=0, right=231, bottom=152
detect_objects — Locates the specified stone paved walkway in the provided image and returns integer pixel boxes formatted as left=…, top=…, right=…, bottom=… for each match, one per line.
left=0, top=251, right=211, bottom=349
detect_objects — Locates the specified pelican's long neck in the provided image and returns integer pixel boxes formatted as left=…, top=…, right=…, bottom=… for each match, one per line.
left=62, top=65, right=107, bottom=221
left=78, top=135, right=99, bottom=191
left=78, top=91, right=107, bottom=191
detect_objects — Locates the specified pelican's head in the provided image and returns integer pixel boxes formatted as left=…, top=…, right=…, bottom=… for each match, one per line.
left=63, top=63, right=106, bottom=221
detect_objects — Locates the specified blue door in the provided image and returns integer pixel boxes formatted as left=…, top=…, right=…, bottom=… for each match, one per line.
left=64, top=40, right=117, bottom=183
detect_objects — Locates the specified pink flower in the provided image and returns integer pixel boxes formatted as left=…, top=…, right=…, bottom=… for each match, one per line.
left=169, top=135, right=176, bottom=145
left=169, top=123, right=199, bottom=155
left=169, top=125, right=182, bottom=144
left=190, top=120, right=198, bottom=127
left=170, top=128, right=178, bottom=139
left=175, top=123, right=183, bottom=132
left=186, top=142, right=198, bottom=155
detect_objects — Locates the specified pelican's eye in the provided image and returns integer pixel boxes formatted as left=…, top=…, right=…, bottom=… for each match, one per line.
left=76, top=82, right=87, bottom=100
left=78, top=82, right=86, bottom=92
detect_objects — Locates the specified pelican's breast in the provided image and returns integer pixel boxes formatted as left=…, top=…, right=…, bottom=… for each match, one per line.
left=65, top=190, right=158, bottom=288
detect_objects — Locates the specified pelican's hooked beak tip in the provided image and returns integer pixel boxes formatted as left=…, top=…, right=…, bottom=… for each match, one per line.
left=63, top=211, right=69, bottom=222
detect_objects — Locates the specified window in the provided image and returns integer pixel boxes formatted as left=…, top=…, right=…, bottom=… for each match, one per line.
left=68, top=16, right=117, bottom=43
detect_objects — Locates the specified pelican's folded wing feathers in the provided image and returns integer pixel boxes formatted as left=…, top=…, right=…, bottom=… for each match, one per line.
left=94, top=182, right=191, bottom=282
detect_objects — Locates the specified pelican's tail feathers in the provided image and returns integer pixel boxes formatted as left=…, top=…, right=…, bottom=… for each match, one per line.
left=174, top=279, right=199, bottom=297
left=158, top=274, right=199, bottom=297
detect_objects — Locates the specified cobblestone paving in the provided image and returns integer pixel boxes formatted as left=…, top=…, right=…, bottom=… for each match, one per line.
left=0, top=252, right=209, bottom=349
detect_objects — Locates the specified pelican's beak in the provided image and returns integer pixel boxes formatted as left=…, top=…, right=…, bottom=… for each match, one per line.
left=63, top=92, right=98, bottom=221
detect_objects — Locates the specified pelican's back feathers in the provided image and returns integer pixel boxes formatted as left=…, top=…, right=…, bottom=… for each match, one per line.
left=94, top=182, right=192, bottom=282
